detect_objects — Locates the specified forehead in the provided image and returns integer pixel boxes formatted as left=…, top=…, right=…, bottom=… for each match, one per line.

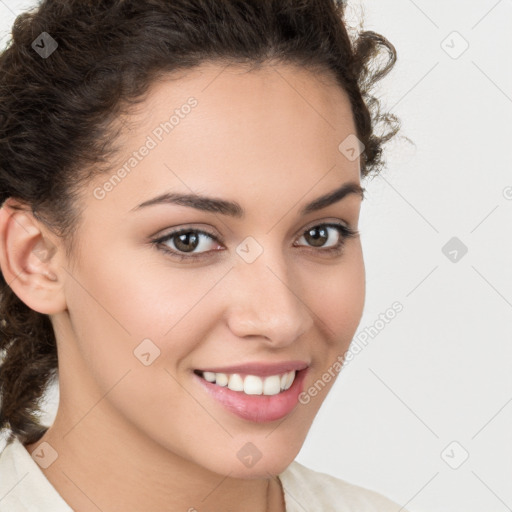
left=85, top=62, right=361, bottom=217
left=144, top=61, right=355, bottom=138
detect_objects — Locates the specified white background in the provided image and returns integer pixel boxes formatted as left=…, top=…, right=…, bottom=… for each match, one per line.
left=1, top=1, right=511, bottom=511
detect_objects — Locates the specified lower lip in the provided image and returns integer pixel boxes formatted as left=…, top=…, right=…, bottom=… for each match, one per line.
left=193, top=368, right=309, bottom=423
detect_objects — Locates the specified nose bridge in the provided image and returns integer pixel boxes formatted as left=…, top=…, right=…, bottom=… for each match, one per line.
left=226, top=249, right=313, bottom=344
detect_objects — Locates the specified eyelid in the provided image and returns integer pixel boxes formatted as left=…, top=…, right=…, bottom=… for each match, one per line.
left=150, top=218, right=353, bottom=243
left=299, top=217, right=351, bottom=233
left=150, top=224, right=221, bottom=242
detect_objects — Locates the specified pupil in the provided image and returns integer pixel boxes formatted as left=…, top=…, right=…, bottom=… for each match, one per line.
left=307, top=227, right=327, bottom=247
left=175, top=232, right=199, bottom=252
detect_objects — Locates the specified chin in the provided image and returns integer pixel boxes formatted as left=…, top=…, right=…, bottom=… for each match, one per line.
left=204, top=440, right=302, bottom=480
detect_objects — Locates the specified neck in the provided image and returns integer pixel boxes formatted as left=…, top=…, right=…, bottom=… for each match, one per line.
left=25, top=405, right=285, bottom=511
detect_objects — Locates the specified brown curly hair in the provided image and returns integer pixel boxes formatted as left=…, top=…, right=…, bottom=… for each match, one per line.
left=0, top=0, right=401, bottom=446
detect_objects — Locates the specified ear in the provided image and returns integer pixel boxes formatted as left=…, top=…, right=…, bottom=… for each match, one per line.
left=0, top=198, right=67, bottom=315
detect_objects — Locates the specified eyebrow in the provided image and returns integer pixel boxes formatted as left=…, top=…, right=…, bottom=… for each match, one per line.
left=130, top=181, right=365, bottom=217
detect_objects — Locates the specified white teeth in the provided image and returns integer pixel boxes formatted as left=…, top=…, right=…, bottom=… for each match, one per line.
left=284, top=371, right=294, bottom=390
left=244, top=375, right=263, bottom=395
left=203, top=371, right=216, bottom=382
left=215, top=373, right=228, bottom=386
left=199, top=370, right=297, bottom=396
left=263, top=375, right=281, bottom=395
left=228, top=373, right=244, bottom=392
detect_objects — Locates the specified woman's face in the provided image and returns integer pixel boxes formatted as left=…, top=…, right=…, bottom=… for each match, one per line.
left=52, top=62, right=365, bottom=478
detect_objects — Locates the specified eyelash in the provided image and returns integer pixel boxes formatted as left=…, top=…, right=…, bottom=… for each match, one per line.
left=151, top=222, right=359, bottom=262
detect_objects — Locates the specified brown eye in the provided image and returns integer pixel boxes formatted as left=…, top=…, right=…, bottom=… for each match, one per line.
left=294, top=222, right=359, bottom=256
left=303, top=226, right=330, bottom=247
left=297, top=224, right=345, bottom=249
left=173, top=231, right=200, bottom=253
left=152, top=228, right=222, bottom=260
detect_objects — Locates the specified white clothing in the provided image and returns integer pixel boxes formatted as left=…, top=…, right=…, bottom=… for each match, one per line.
left=0, top=436, right=407, bottom=511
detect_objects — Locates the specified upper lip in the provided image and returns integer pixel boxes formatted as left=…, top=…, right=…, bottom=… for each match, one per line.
left=195, top=360, right=310, bottom=377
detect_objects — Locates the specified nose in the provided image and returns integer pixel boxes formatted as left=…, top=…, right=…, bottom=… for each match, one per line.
left=225, top=253, right=314, bottom=347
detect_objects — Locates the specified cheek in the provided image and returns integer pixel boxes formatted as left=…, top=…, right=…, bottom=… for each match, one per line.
left=295, top=246, right=365, bottom=412
left=70, top=245, right=221, bottom=333
left=63, top=247, right=229, bottom=388
left=61, top=253, right=224, bottom=444
left=306, top=243, right=365, bottom=346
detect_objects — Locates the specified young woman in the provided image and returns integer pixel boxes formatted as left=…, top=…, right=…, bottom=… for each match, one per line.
left=0, top=0, right=405, bottom=510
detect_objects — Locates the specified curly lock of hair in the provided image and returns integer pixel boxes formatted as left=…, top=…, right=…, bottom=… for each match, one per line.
left=0, top=0, right=401, bottom=446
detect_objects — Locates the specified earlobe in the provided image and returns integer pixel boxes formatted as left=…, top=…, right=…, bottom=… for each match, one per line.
left=0, top=199, right=67, bottom=315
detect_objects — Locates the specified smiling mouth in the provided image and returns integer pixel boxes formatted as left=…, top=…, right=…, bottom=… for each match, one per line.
left=193, top=369, right=297, bottom=396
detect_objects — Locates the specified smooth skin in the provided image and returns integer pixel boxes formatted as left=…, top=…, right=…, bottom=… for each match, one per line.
left=0, top=62, right=365, bottom=512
